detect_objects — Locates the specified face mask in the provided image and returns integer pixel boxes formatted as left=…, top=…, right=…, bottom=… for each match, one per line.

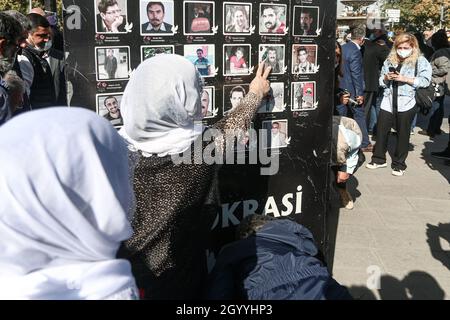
left=369, top=33, right=376, bottom=41
left=31, top=39, right=53, bottom=52
left=397, top=49, right=413, bottom=59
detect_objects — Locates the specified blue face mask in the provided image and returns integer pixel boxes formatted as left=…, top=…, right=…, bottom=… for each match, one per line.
left=369, top=33, right=376, bottom=41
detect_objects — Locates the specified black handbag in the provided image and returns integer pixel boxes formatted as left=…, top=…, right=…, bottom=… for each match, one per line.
left=414, top=61, right=435, bottom=115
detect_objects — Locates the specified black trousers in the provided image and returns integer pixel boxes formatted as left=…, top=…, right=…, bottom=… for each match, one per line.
left=427, top=95, right=446, bottom=135
left=371, top=107, right=417, bottom=170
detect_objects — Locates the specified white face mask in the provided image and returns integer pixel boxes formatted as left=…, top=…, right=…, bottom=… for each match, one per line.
left=397, top=48, right=413, bottom=59
left=31, top=39, right=53, bottom=52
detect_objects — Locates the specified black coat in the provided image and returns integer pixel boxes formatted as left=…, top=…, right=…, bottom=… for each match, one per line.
left=363, top=40, right=390, bottom=92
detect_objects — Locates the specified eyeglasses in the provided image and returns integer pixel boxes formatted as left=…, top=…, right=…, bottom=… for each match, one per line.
left=106, top=9, right=122, bottom=15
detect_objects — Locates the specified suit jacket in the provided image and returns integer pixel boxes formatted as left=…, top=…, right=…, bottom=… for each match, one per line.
left=363, top=40, right=390, bottom=92
left=339, top=41, right=365, bottom=97
left=96, top=14, right=127, bottom=33
left=141, top=22, right=173, bottom=34
left=48, top=48, right=67, bottom=106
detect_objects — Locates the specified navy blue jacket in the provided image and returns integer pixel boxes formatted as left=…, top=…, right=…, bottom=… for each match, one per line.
left=206, top=219, right=352, bottom=300
left=339, top=41, right=365, bottom=98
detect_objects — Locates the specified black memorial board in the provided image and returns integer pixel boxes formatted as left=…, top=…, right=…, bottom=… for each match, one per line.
left=63, top=0, right=337, bottom=264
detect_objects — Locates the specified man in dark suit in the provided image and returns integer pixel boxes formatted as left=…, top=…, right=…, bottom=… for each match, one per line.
left=19, top=13, right=66, bottom=110
left=339, top=25, right=372, bottom=152
left=96, top=0, right=126, bottom=33
left=363, top=29, right=390, bottom=137
left=142, top=2, right=173, bottom=34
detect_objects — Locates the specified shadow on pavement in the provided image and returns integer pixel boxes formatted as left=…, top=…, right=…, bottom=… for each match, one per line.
left=421, top=138, right=450, bottom=184
left=349, top=272, right=446, bottom=300
left=426, top=223, right=450, bottom=271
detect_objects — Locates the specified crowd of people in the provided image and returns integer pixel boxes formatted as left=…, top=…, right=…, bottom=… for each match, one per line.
left=333, top=25, right=449, bottom=209
left=0, top=7, right=449, bottom=300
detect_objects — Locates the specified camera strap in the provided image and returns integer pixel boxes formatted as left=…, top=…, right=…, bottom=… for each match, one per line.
left=391, top=63, right=402, bottom=131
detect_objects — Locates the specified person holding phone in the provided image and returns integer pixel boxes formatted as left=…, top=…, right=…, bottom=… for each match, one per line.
left=366, top=33, right=432, bottom=176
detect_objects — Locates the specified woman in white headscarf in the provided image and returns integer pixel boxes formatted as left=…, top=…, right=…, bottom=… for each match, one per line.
left=0, top=108, right=138, bottom=300
left=119, top=54, right=271, bottom=299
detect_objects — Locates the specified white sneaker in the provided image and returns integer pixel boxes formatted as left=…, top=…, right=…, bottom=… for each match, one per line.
left=338, top=188, right=354, bottom=210
left=392, top=169, right=405, bottom=176
left=366, top=162, right=388, bottom=169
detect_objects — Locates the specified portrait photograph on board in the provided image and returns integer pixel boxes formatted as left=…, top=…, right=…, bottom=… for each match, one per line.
left=141, top=45, right=174, bottom=61
left=223, top=2, right=252, bottom=35
left=223, top=44, right=251, bottom=76
left=184, top=44, right=215, bottom=77
left=258, top=44, right=285, bottom=75
left=292, top=44, right=318, bottom=74
left=291, top=81, right=317, bottom=111
left=292, top=6, right=319, bottom=37
left=184, top=1, right=215, bottom=35
left=257, top=82, right=285, bottom=113
left=262, top=119, right=288, bottom=149
left=259, top=3, right=287, bottom=35
left=223, top=84, right=249, bottom=115
left=201, top=86, right=215, bottom=119
left=96, top=93, right=124, bottom=127
left=140, top=0, right=175, bottom=36
left=95, top=0, right=128, bottom=34
left=95, top=46, right=131, bottom=81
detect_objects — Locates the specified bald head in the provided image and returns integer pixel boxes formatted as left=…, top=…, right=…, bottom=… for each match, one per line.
left=30, top=7, right=45, bottom=16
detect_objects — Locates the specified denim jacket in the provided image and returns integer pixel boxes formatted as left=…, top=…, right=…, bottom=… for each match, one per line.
left=379, top=55, right=432, bottom=112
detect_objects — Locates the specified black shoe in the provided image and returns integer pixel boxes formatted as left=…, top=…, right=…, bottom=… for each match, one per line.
left=418, top=130, right=435, bottom=138
left=431, top=149, right=450, bottom=160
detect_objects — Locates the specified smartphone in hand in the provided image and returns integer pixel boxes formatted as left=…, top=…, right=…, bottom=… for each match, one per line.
left=388, top=67, right=397, bottom=73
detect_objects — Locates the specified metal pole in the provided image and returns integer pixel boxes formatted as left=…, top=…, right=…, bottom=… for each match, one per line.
left=44, top=0, right=57, bottom=12
left=440, top=3, right=444, bottom=29
left=29, top=0, right=32, bottom=12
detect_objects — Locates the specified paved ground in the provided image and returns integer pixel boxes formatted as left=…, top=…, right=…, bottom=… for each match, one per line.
left=329, top=99, right=450, bottom=300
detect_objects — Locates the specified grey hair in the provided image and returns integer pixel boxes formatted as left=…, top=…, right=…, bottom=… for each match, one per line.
left=351, top=25, right=366, bottom=40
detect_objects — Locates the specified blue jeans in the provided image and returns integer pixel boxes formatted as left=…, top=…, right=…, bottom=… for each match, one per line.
left=411, top=113, right=418, bottom=132
left=368, top=93, right=383, bottom=134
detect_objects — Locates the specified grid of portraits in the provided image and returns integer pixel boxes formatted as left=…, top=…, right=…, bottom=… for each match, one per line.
left=93, top=1, right=319, bottom=38
left=93, top=0, right=322, bottom=142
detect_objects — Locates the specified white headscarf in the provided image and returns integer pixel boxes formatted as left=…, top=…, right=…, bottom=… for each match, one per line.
left=119, top=54, right=204, bottom=157
left=0, top=108, right=137, bottom=300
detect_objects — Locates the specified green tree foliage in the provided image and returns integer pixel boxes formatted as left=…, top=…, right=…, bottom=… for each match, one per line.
left=383, top=0, right=450, bottom=31
left=0, top=0, right=63, bottom=16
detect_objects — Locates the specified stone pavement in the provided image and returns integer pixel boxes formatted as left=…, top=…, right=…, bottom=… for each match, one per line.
left=329, top=99, right=450, bottom=300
